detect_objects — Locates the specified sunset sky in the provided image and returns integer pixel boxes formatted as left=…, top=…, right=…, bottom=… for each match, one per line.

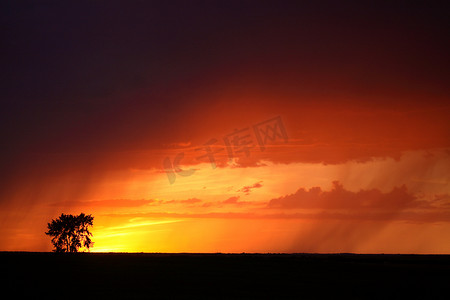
left=1, top=1, right=449, bottom=253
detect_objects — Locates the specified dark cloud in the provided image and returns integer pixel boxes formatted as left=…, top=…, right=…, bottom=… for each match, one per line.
left=201, top=196, right=259, bottom=207
left=163, top=198, right=202, bottom=205
left=223, top=196, right=240, bottom=204
left=50, top=197, right=204, bottom=209
left=50, top=199, right=155, bottom=208
left=1, top=0, right=449, bottom=203
left=238, top=181, right=263, bottom=195
left=267, top=181, right=420, bottom=210
left=101, top=210, right=450, bottom=223
left=2, top=1, right=449, bottom=154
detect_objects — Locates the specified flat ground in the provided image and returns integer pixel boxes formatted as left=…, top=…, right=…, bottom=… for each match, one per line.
left=2, top=252, right=450, bottom=299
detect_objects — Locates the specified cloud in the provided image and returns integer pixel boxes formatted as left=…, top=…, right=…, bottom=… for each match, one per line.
left=164, top=141, right=192, bottom=148
left=221, top=196, right=256, bottom=206
left=179, top=198, right=202, bottom=204
left=223, top=196, right=240, bottom=204
left=267, top=181, right=420, bottom=210
left=429, top=194, right=450, bottom=208
left=237, top=181, right=263, bottom=195
left=50, top=199, right=155, bottom=208
left=163, top=198, right=202, bottom=205
left=100, top=210, right=450, bottom=223
left=201, top=196, right=259, bottom=207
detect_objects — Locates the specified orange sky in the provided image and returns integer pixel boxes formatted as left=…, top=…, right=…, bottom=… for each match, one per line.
left=1, top=91, right=449, bottom=253
left=1, top=2, right=449, bottom=253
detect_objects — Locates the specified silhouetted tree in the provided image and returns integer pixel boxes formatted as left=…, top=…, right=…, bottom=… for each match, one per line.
left=45, top=213, right=94, bottom=252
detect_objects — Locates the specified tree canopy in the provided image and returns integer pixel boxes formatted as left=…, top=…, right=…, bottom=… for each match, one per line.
left=45, top=213, right=94, bottom=252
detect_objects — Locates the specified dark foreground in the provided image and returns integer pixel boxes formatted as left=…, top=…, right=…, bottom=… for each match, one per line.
left=2, top=252, right=450, bottom=299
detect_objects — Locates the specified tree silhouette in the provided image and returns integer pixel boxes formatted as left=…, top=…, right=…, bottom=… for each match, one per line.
left=45, top=213, right=94, bottom=252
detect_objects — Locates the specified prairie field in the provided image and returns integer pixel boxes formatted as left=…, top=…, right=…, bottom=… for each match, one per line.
left=2, top=253, right=450, bottom=299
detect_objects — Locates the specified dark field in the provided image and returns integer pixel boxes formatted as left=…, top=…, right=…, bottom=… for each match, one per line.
left=2, top=252, right=450, bottom=299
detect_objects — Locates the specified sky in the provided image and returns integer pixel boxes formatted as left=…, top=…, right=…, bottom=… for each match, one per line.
left=1, top=1, right=449, bottom=253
